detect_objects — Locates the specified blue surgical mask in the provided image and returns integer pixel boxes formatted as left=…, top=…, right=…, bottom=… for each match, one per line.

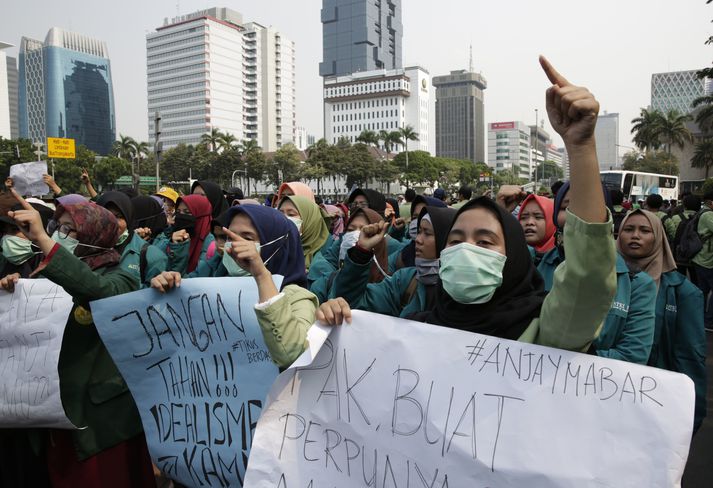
left=438, top=243, right=507, bottom=304
left=1, top=235, right=40, bottom=265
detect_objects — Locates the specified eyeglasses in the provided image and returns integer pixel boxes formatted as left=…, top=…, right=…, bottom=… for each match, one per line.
left=350, top=201, right=369, bottom=210
left=47, top=220, right=77, bottom=239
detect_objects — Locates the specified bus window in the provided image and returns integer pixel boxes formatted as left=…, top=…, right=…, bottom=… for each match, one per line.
left=623, top=173, right=633, bottom=198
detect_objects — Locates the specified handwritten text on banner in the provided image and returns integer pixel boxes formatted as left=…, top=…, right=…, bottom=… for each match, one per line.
left=245, top=310, right=694, bottom=488
left=91, top=277, right=280, bottom=487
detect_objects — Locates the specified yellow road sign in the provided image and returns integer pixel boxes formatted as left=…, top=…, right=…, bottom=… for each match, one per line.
left=47, top=137, right=76, bottom=159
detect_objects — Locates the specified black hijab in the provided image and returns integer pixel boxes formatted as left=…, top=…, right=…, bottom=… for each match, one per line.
left=348, top=189, right=386, bottom=217
left=192, top=180, right=229, bottom=219
left=416, top=197, right=546, bottom=340
left=417, top=205, right=457, bottom=311
left=96, top=191, right=134, bottom=231
left=131, top=196, right=167, bottom=239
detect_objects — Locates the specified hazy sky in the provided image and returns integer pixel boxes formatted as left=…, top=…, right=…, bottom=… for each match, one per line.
left=2, top=0, right=711, bottom=154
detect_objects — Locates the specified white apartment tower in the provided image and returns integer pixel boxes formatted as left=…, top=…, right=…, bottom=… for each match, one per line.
left=0, top=42, right=13, bottom=139
left=323, top=66, right=430, bottom=152
left=146, top=7, right=295, bottom=151
left=487, top=121, right=532, bottom=180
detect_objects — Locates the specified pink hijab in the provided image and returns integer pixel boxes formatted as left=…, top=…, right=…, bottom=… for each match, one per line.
left=274, top=182, right=314, bottom=206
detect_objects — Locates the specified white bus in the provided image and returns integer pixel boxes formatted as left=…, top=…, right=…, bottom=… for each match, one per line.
left=600, top=170, right=679, bottom=201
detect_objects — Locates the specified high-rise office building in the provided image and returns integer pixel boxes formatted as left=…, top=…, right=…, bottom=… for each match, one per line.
left=319, top=0, right=402, bottom=78
left=0, top=42, right=14, bottom=139
left=651, top=70, right=710, bottom=115
left=433, top=69, right=487, bottom=163
left=19, top=28, right=115, bottom=154
left=6, top=53, right=19, bottom=139
left=323, top=66, right=430, bottom=151
left=594, top=112, right=619, bottom=170
left=487, top=121, right=532, bottom=180
left=147, top=7, right=295, bottom=151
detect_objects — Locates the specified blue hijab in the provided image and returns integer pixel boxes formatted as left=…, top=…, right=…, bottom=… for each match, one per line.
left=225, top=205, right=307, bottom=289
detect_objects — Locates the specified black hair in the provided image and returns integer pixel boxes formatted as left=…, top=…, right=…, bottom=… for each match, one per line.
left=609, top=189, right=624, bottom=206
left=683, top=194, right=702, bottom=212
left=550, top=180, right=565, bottom=196
left=458, top=186, right=472, bottom=200
left=703, top=189, right=713, bottom=202
left=404, top=188, right=416, bottom=202
left=645, top=194, right=663, bottom=210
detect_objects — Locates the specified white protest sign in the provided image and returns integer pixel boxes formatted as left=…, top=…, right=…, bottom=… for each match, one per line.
left=9, top=161, right=49, bottom=196
left=0, top=278, right=75, bottom=428
left=245, top=311, right=694, bottom=488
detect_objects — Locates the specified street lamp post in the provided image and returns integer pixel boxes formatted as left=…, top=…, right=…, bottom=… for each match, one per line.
left=534, top=109, right=539, bottom=187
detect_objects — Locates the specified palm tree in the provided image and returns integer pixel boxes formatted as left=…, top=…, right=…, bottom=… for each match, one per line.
left=692, top=95, right=713, bottom=134
left=692, top=139, right=713, bottom=179
left=356, top=130, right=379, bottom=147
left=131, top=141, right=149, bottom=163
left=219, top=132, right=237, bottom=152
left=112, top=134, right=136, bottom=160
left=201, top=128, right=224, bottom=152
left=399, top=125, right=419, bottom=180
left=239, top=138, right=262, bottom=194
left=657, top=109, right=693, bottom=154
left=630, top=108, right=664, bottom=151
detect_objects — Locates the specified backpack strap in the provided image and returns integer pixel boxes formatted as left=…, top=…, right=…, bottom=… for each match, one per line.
left=400, top=275, right=419, bottom=309
left=139, top=243, right=150, bottom=285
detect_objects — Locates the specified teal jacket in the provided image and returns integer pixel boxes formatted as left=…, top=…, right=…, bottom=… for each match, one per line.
left=593, top=254, right=656, bottom=364
left=648, top=271, right=707, bottom=432
left=540, top=248, right=657, bottom=365
left=39, top=246, right=143, bottom=460
left=119, top=233, right=167, bottom=287
left=333, top=254, right=426, bottom=318
left=153, top=231, right=215, bottom=275
left=186, top=252, right=227, bottom=278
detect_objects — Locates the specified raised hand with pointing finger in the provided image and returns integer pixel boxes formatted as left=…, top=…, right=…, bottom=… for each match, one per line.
left=223, top=226, right=268, bottom=279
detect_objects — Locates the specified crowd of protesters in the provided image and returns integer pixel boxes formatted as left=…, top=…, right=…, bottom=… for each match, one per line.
left=0, top=57, right=708, bottom=487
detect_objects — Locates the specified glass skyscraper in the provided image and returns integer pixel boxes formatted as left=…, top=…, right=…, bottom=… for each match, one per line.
left=319, top=0, right=403, bottom=78
left=19, top=28, right=115, bottom=155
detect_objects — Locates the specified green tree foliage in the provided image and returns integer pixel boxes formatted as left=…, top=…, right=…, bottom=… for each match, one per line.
left=52, top=145, right=98, bottom=194
left=622, top=150, right=679, bottom=176
left=92, top=156, right=131, bottom=191
left=0, top=138, right=36, bottom=178
left=345, top=143, right=377, bottom=189
left=267, top=143, right=302, bottom=187
left=531, top=160, right=564, bottom=181
left=701, top=177, right=713, bottom=196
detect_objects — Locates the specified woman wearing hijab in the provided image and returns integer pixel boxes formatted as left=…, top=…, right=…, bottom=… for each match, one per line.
left=96, top=192, right=167, bottom=286
left=277, top=195, right=332, bottom=271
left=536, top=181, right=658, bottom=367
left=153, top=194, right=214, bottom=274
left=191, top=180, right=228, bottom=219
left=518, top=193, right=557, bottom=264
left=274, top=181, right=315, bottom=205
left=319, top=57, right=618, bottom=354
left=390, top=195, right=448, bottom=272
left=309, top=207, right=390, bottom=302
left=617, top=209, right=706, bottom=432
left=347, top=188, right=387, bottom=216
left=151, top=205, right=315, bottom=369
left=2, top=191, right=154, bottom=487
left=333, top=205, right=456, bottom=318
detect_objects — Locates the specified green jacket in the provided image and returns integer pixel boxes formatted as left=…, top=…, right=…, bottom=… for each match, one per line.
left=692, top=208, right=713, bottom=268
left=186, top=252, right=227, bottom=278
left=255, top=284, right=320, bottom=369
left=119, top=232, right=167, bottom=287
left=515, top=210, right=617, bottom=350
left=333, top=255, right=425, bottom=318
left=663, top=210, right=695, bottom=242
left=39, top=246, right=143, bottom=460
left=593, top=254, right=656, bottom=364
left=648, top=271, right=707, bottom=432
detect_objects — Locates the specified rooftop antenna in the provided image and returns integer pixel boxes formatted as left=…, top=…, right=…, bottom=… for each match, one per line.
left=469, top=43, right=474, bottom=72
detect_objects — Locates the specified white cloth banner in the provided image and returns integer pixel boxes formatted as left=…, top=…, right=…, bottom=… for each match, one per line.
left=9, top=161, right=49, bottom=196
left=245, top=311, right=694, bottom=488
left=0, top=278, right=76, bottom=428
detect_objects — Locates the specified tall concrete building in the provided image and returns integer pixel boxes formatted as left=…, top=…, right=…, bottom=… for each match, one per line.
left=487, top=121, right=532, bottom=180
left=594, top=112, right=619, bottom=170
left=19, top=28, right=116, bottom=154
left=651, top=70, right=710, bottom=115
left=433, top=69, right=487, bottom=163
left=0, top=42, right=13, bottom=139
left=319, top=0, right=402, bottom=78
left=323, top=66, right=430, bottom=152
left=147, top=7, right=296, bottom=151
left=6, top=53, right=19, bottom=139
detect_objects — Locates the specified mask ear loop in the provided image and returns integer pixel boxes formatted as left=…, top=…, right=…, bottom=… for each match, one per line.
left=371, top=254, right=390, bottom=279
left=261, top=233, right=289, bottom=266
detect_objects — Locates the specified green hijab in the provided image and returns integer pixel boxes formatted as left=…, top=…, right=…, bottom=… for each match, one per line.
left=280, top=195, right=330, bottom=270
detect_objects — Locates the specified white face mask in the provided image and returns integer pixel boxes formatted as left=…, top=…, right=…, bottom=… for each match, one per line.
left=408, top=219, right=418, bottom=239
left=286, top=216, right=303, bottom=233
left=438, top=243, right=507, bottom=304
left=339, top=230, right=361, bottom=261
